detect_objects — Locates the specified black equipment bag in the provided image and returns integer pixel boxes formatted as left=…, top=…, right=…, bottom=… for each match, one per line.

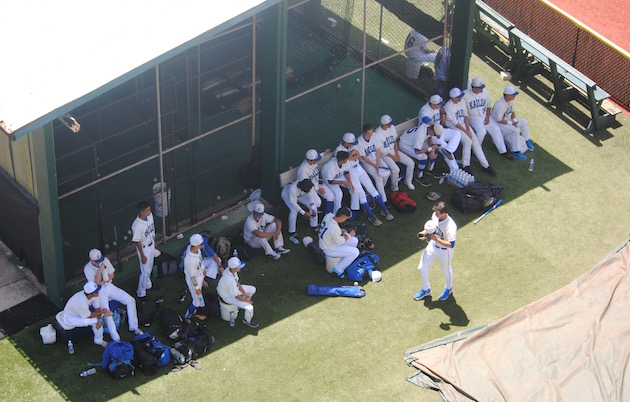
left=176, top=321, right=215, bottom=362
left=138, top=298, right=159, bottom=327
left=307, top=240, right=326, bottom=265
left=155, top=251, right=178, bottom=277
left=159, top=308, right=185, bottom=341
left=198, top=292, right=221, bottom=318
left=451, top=182, right=503, bottom=214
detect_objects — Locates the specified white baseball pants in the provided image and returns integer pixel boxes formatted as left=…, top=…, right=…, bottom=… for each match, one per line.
left=245, top=222, right=285, bottom=256
left=98, top=283, right=139, bottom=333
left=360, top=161, right=390, bottom=202
left=417, top=240, right=454, bottom=291
left=469, top=116, right=507, bottom=154
left=322, top=236, right=360, bottom=274
left=382, top=152, right=415, bottom=190
left=136, top=243, right=155, bottom=298
left=222, top=285, right=256, bottom=323
left=62, top=313, right=105, bottom=345
left=459, top=129, right=490, bottom=168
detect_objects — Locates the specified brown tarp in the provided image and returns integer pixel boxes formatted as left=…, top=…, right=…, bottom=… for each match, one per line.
left=405, top=239, right=630, bottom=402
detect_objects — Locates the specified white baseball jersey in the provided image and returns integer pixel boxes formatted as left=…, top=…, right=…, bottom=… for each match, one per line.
left=131, top=213, right=155, bottom=246
left=356, top=134, right=382, bottom=164
left=373, top=125, right=398, bottom=156
left=443, top=98, right=468, bottom=128
left=317, top=213, right=345, bottom=251
left=216, top=269, right=241, bottom=300
left=405, top=29, right=431, bottom=59
left=491, top=96, right=516, bottom=122
left=285, top=180, right=317, bottom=210
left=184, top=246, right=205, bottom=291
left=334, top=143, right=361, bottom=170
left=84, top=258, right=115, bottom=284
left=464, top=89, right=492, bottom=118
left=321, top=157, right=349, bottom=184
left=419, top=102, right=441, bottom=125
left=430, top=212, right=457, bottom=247
left=243, top=213, right=276, bottom=243
left=296, top=159, right=322, bottom=192
left=434, top=47, right=450, bottom=82
left=64, top=291, right=99, bottom=318
left=399, top=124, right=429, bottom=152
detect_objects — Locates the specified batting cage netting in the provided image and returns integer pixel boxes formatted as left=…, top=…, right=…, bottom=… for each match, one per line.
left=51, top=0, right=452, bottom=279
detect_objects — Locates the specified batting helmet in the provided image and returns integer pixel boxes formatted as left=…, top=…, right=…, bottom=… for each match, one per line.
left=424, top=220, right=438, bottom=234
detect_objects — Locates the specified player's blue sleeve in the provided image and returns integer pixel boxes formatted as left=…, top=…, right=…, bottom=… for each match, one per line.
left=202, top=241, right=215, bottom=258
left=450, top=241, right=455, bottom=248
left=421, top=116, right=432, bottom=124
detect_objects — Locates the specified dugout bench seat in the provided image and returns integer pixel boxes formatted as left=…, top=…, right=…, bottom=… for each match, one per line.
left=473, top=0, right=514, bottom=56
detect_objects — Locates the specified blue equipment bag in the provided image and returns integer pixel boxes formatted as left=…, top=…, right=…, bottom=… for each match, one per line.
left=101, top=341, right=135, bottom=379
left=307, top=285, right=366, bottom=298
left=346, top=251, right=380, bottom=282
left=132, top=333, right=171, bottom=374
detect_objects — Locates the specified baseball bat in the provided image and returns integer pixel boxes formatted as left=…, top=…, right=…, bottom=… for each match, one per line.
left=474, top=198, right=503, bottom=224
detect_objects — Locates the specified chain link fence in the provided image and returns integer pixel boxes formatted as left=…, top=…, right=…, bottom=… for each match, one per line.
left=54, top=0, right=451, bottom=279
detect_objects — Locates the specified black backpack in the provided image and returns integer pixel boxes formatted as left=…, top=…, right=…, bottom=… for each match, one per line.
left=132, top=333, right=171, bottom=375
left=451, top=182, right=503, bottom=214
left=138, top=298, right=160, bottom=327
left=198, top=292, right=221, bottom=318
left=308, top=240, right=326, bottom=265
left=159, top=308, right=185, bottom=341
left=208, top=236, right=231, bottom=264
left=175, top=321, right=215, bottom=362
left=155, top=252, right=178, bottom=277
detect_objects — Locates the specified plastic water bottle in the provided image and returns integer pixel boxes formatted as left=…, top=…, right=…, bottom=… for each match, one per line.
left=170, top=347, right=186, bottom=365
left=80, top=368, right=97, bottom=377
left=528, top=159, right=535, bottom=172
left=67, top=340, right=74, bottom=355
left=233, top=249, right=238, bottom=258
left=230, top=311, right=236, bottom=327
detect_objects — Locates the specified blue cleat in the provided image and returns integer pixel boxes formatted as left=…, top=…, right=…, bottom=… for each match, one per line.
left=512, top=151, right=527, bottom=160
left=526, top=140, right=535, bottom=151
left=413, top=289, right=431, bottom=301
left=332, top=268, right=346, bottom=279
left=438, top=287, right=452, bottom=301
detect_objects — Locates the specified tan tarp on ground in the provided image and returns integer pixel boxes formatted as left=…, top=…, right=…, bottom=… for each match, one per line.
left=405, top=239, right=630, bottom=402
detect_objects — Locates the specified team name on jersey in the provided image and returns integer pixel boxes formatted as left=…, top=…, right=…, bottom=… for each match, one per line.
left=364, top=143, right=377, bottom=156
left=144, top=223, right=155, bottom=239
left=309, top=167, right=319, bottom=182
left=502, top=104, right=515, bottom=120
left=468, top=98, right=486, bottom=109
left=382, top=135, right=396, bottom=148
left=455, top=109, right=467, bottom=120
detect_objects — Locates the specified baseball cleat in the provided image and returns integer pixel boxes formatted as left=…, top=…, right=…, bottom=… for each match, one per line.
left=405, top=181, right=416, bottom=191
left=512, top=151, right=527, bottom=160
left=275, top=247, right=290, bottom=255
left=425, top=191, right=441, bottom=201
left=332, top=268, right=346, bottom=279
left=414, top=176, right=432, bottom=187
left=500, top=152, right=513, bottom=160
left=483, top=166, right=497, bottom=176
left=425, top=170, right=443, bottom=179
left=243, top=319, right=260, bottom=329
left=462, top=166, right=473, bottom=175
left=440, top=148, right=454, bottom=160
left=368, top=215, right=383, bottom=226
left=381, top=210, right=394, bottom=221
left=438, top=287, right=452, bottom=301
left=133, top=328, right=144, bottom=336
left=268, top=253, right=281, bottom=261
left=413, top=289, right=431, bottom=301
left=526, top=140, right=535, bottom=151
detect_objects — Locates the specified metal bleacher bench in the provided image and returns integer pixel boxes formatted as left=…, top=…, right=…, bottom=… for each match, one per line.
left=278, top=118, right=419, bottom=189
left=509, top=27, right=619, bottom=133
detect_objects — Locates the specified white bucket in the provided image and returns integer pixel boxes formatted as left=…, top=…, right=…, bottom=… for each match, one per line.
left=40, top=324, right=56, bottom=344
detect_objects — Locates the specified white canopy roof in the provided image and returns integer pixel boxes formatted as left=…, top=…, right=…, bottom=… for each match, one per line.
left=0, top=0, right=275, bottom=139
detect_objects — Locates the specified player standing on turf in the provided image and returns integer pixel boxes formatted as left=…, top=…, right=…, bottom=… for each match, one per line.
left=413, top=201, right=457, bottom=301
left=132, top=200, right=157, bottom=298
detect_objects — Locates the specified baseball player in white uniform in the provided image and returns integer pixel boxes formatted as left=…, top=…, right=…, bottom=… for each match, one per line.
left=419, top=94, right=443, bottom=126
left=491, top=85, right=534, bottom=161
left=318, top=207, right=360, bottom=278
left=281, top=179, right=319, bottom=237
left=335, top=132, right=392, bottom=225
left=443, top=87, right=496, bottom=176
left=61, top=281, right=112, bottom=347
left=464, top=78, right=513, bottom=160
left=404, top=29, right=437, bottom=79
left=84, top=249, right=142, bottom=338
left=132, top=201, right=157, bottom=298
left=243, top=203, right=289, bottom=260
left=184, top=234, right=207, bottom=320
left=374, top=114, right=416, bottom=191
left=357, top=123, right=390, bottom=202
left=217, top=257, right=259, bottom=328
left=321, top=150, right=353, bottom=215
left=399, top=123, right=437, bottom=187
left=296, top=149, right=335, bottom=215
left=413, top=201, right=457, bottom=301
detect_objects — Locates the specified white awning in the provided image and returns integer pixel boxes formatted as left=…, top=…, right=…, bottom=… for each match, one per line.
left=0, top=0, right=275, bottom=139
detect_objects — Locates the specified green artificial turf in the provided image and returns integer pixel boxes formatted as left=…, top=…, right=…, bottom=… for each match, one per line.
left=2, top=49, right=630, bottom=401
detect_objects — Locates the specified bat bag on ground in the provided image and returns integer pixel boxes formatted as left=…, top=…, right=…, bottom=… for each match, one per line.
left=175, top=321, right=215, bottom=363
left=390, top=191, right=417, bottom=214
left=159, top=308, right=185, bottom=341
left=451, top=182, right=503, bottom=214
left=307, top=285, right=366, bottom=298
left=101, top=341, right=135, bottom=379
left=346, top=251, right=380, bottom=282
left=132, top=333, right=171, bottom=375
left=137, top=298, right=160, bottom=327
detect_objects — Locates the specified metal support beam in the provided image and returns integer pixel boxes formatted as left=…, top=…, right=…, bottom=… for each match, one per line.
left=32, top=123, right=65, bottom=307
left=260, top=0, right=288, bottom=205
left=448, top=0, right=475, bottom=91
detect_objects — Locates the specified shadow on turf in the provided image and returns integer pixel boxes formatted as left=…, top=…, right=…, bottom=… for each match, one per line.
left=422, top=296, right=470, bottom=331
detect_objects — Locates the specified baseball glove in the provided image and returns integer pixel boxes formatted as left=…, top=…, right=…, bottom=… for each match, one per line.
left=425, top=191, right=441, bottom=201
